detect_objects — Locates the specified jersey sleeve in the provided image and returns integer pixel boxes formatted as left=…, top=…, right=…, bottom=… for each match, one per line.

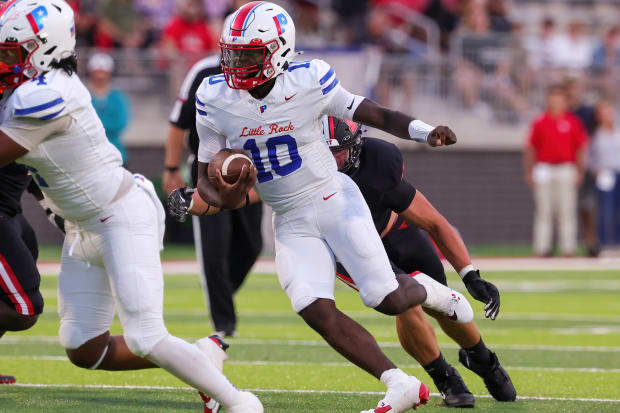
left=383, top=179, right=417, bottom=213
left=13, top=88, right=66, bottom=121
left=304, top=59, right=363, bottom=120
left=0, top=115, right=72, bottom=151
left=365, top=138, right=417, bottom=213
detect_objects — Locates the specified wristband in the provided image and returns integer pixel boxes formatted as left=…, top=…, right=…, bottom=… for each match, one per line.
left=165, top=166, right=180, bottom=172
left=201, top=203, right=211, bottom=216
left=408, top=119, right=435, bottom=143
left=458, top=264, right=475, bottom=279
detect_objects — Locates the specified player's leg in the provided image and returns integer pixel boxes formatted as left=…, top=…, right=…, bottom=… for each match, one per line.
left=196, top=211, right=238, bottom=335
left=275, top=209, right=429, bottom=412
left=324, top=177, right=471, bottom=320
left=387, top=222, right=516, bottom=401
left=0, top=214, right=44, bottom=383
left=57, top=229, right=155, bottom=370
left=102, top=182, right=260, bottom=411
left=275, top=232, right=395, bottom=377
left=228, top=203, right=262, bottom=292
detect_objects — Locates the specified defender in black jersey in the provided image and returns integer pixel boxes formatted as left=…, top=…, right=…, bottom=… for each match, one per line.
left=163, top=55, right=262, bottom=337
left=324, top=116, right=516, bottom=407
left=0, top=162, right=64, bottom=383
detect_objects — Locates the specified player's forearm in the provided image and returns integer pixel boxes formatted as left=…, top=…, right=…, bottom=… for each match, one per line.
left=399, top=192, right=472, bottom=274
left=353, top=98, right=413, bottom=140
left=164, top=126, right=186, bottom=168
left=189, top=188, right=260, bottom=216
left=426, top=219, right=472, bottom=275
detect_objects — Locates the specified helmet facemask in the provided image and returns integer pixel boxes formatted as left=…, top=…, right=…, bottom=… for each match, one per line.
left=220, top=38, right=279, bottom=90
left=0, top=39, right=38, bottom=92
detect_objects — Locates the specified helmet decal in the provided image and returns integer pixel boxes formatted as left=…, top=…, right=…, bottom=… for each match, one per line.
left=26, top=6, right=48, bottom=35
left=230, top=1, right=263, bottom=37
left=272, top=13, right=287, bottom=35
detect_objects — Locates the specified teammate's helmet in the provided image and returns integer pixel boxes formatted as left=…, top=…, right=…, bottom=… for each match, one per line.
left=321, top=115, right=363, bottom=173
left=0, top=0, right=75, bottom=92
left=220, top=1, right=295, bottom=90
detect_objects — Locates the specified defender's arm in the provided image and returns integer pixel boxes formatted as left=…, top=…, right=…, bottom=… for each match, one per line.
left=398, top=191, right=501, bottom=319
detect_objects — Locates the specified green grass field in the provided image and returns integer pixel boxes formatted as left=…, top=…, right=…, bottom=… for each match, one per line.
left=1, top=269, right=620, bottom=412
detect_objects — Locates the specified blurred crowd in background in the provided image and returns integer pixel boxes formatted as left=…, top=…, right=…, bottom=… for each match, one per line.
left=67, top=0, right=620, bottom=253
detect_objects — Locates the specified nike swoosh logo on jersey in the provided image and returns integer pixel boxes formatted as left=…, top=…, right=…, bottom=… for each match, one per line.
left=99, top=215, right=113, bottom=223
left=323, top=192, right=337, bottom=201
left=346, top=97, right=355, bottom=110
left=285, top=93, right=297, bottom=101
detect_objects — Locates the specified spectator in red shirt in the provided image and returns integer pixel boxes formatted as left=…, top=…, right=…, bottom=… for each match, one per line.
left=161, top=0, right=217, bottom=60
left=524, top=85, right=588, bottom=256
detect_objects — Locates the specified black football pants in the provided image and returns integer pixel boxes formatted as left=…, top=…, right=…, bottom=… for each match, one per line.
left=193, top=203, right=263, bottom=333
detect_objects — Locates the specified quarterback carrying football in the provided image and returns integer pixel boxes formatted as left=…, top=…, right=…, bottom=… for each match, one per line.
left=168, top=2, right=470, bottom=412
left=0, top=1, right=260, bottom=411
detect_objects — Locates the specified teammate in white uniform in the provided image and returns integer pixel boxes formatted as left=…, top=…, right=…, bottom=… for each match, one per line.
left=168, top=2, right=467, bottom=412
left=0, top=1, right=261, bottom=412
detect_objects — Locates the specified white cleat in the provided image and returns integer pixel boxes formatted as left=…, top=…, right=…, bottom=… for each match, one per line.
left=196, top=335, right=230, bottom=413
left=361, top=375, right=430, bottom=413
left=195, top=335, right=229, bottom=372
left=414, top=273, right=474, bottom=323
left=227, top=391, right=264, bottom=413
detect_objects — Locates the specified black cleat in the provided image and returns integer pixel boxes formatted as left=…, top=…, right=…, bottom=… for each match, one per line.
left=0, top=374, right=16, bottom=384
left=434, top=366, right=475, bottom=408
left=459, top=349, right=516, bottom=401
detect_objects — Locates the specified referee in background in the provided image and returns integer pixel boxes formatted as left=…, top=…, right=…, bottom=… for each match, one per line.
left=163, top=54, right=263, bottom=337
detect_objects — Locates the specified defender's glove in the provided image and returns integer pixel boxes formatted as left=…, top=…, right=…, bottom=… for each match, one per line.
left=26, top=179, right=65, bottom=234
left=167, top=187, right=195, bottom=222
left=462, top=270, right=500, bottom=320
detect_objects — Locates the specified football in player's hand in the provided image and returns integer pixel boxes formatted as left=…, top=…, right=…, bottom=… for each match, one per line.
left=208, top=149, right=253, bottom=185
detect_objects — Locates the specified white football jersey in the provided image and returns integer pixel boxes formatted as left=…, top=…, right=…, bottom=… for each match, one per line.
left=0, top=69, right=126, bottom=221
left=196, top=59, right=362, bottom=212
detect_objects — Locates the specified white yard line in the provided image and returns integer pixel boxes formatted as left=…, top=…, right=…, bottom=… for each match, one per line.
left=8, top=383, right=620, bottom=403
left=3, top=336, right=620, bottom=352
left=2, top=355, right=620, bottom=373
left=37, top=256, right=620, bottom=276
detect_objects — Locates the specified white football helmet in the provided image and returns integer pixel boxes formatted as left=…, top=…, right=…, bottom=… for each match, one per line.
left=0, top=0, right=75, bottom=91
left=220, top=1, right=296, bottom=90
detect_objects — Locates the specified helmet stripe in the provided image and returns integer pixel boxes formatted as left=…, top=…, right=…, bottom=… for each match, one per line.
left=230, top=1, right=263, bottom=37
left=0, top=0, right=19, bottom=28
left=272, top=15, right=282, bottom=35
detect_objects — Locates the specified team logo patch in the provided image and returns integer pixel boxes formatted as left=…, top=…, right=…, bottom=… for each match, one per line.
left=260, top=104, right=267, bottom=113
left=26, top=5, right=48, bottom=35
left=272, top=13, right=288, bottom=35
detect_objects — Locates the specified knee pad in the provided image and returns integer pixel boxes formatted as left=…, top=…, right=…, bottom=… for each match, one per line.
left=59, top=322, right=89, bottom=350
left=123, top=319, right=169, bottom=357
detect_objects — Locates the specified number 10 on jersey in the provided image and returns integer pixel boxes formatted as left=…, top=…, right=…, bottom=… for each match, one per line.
left=243, top=135, right=302, bottom=183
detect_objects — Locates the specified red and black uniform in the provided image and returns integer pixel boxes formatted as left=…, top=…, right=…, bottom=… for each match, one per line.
left=0, top=163, right=43, bottom=316
left=336, top=138, right=447, bottom=287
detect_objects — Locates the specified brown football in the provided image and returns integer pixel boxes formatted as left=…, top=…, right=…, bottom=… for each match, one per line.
left=207, top=149, right=253, bottom=185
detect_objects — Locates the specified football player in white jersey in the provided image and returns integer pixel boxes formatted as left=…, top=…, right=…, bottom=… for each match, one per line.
left=0, top=1, right=261, bottom=412
left=167, top=2, right=469, bottom=412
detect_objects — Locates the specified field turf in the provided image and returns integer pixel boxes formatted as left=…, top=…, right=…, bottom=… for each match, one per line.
left=1, top=269, right=619, bottom=412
